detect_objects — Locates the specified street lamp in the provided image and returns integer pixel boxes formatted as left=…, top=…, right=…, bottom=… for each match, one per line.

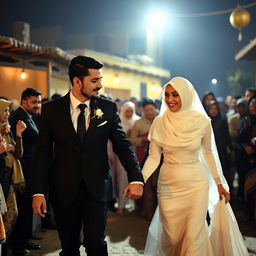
left=146, top=10, right=168, bottom=67
left=147, top=11, right=168, bottom=29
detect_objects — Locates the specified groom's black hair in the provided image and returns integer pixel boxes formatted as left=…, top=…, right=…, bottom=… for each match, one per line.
left=69, top=55, right=103, bottom=85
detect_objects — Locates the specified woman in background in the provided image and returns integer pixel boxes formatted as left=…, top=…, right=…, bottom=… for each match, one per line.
left=116, top=101, right=139, bottom=214
left=202, top=91, right=216, bottom=110
left=0, top=99, right=26, bottom=256
left=205, top=100, right=233, bottom=193
left=238, top=96, right=256, bottom=221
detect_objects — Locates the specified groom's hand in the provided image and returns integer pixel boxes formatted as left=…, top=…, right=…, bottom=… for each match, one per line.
left=32, top=195, right=47, bottom=217
left=123, top=184, right=143, bottom=200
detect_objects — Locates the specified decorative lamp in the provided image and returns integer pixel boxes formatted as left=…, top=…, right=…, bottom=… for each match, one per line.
left=20, top=69, right=28, bottom=80
left=230, top=5, right=251, bottom=41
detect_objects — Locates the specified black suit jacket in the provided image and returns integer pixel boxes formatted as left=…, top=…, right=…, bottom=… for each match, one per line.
left=32, top=92, right=143, bottom=208
left=9, top=107, right=39, bottom=182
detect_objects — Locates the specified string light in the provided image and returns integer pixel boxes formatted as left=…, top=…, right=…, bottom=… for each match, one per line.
left=170, top=2, right=255, bottom=41
left=172, top=2, right=256, bottom=18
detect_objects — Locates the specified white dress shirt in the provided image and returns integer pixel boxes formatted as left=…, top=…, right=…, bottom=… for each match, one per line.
left=70, top=92, right=143, bottom=186
left=70, top=91, right=90, bottom=131
left=33, top=92, right=143, bottom=198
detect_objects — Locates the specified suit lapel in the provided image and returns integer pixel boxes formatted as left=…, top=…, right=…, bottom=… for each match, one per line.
left=19, top=107, right=39, bottom=133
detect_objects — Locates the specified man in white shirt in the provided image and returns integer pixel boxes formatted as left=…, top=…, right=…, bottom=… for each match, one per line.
left=32, top=55, right=143, bottom=256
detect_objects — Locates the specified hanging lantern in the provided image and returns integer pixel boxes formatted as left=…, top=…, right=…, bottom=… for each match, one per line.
left=20, top=69, right=28, bottom=80
left=229, top=5, right=251, bottom=41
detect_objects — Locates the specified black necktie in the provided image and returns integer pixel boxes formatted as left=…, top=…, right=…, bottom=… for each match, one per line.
left=77, top=104, right=87, bottom=142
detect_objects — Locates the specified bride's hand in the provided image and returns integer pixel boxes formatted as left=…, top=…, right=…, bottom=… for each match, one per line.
left=217, top=184, right=230, bottom=203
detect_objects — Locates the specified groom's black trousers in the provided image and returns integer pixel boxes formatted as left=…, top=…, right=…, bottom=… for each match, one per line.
left=53, top=181, right=108, bottom=256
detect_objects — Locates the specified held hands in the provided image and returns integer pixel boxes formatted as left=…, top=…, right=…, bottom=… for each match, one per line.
left=32, top=195, right=47, bottom=217
left=16, top=120, right=27, bottom=137
left=217, top=184, right=230, bottom=203
left=123, top=184, right=143, bottom=200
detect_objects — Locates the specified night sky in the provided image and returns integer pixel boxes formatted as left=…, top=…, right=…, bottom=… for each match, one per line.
left=1, top=0, right=256, bottom=98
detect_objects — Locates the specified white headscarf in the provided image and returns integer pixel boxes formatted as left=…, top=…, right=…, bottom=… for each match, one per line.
left=149, top=77, right=210, bottom=149
left=144, top=77, right=246, bottom=256
left=149, top=77, right=228, bottom=211
left=119, top=101, right=139, bottom=133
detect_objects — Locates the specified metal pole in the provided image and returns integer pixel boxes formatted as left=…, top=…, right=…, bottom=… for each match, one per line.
left=47, top=61, right=52, bottom=98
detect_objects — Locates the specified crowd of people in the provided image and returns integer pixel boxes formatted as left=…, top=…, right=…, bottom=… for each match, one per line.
left=0, top=90, right=61, bottom=255
left=202, top=88, right=256, bottom=223
left=107, top=87, right=256, bottom=225
left=0, top=58, right=255, bottom=255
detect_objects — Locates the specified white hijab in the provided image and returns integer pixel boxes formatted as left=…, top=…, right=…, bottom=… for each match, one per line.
left=144, top=77, right=247, bottom=256
left=149, top=77, right=228, bottom=210
left=149, top=77, right=210, bottom=149
left=119, top=101, right=139, bottom=133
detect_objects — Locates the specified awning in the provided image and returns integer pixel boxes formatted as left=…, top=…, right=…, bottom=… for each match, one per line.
left=235, top=37, right=256, bottom=61
left=0, top=36, right=74, bottom=64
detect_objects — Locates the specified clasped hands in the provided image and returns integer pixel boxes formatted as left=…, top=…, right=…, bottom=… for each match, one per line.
left=0, top=135, right=12, bottom=153
left=123, top=183, right=143, bottom=200
left=0, top=136, right=14, bottom=153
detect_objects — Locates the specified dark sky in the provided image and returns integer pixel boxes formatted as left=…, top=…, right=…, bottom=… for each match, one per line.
left=1, top=0, right=256, bottom=97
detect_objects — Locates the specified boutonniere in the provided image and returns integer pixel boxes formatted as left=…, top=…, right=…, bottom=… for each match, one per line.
left=1, top=126, right=10, bottom=135
left=92, top=108, right=104, bottom=119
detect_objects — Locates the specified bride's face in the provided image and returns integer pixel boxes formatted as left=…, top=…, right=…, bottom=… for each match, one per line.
left=164, top=85, right=182, bottom=112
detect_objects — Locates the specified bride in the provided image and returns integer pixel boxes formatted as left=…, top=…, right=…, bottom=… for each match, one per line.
left=142, top=77, right=247, bottom=255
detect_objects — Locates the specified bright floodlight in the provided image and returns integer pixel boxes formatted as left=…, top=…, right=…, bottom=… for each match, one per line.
left=147, top=11, right=168, bottom=29
left=211, top=78, right=218, bottom=85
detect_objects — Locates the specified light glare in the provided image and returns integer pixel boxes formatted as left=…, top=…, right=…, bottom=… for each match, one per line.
left=148, top=11, right=168, bottom=29
left=211, top=78, right=217, bottom=85
left=20, top=71, right=28, bottom=80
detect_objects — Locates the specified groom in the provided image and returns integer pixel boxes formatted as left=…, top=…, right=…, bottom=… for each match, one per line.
left=32, top=55, right=144, bottom=256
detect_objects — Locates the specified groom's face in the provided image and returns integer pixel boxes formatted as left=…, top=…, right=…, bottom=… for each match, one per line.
left=80, top=69, right=103, bottom=99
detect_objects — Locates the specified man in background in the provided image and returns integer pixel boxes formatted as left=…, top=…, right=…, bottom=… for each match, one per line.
left=10, top=88, right=42, bottom=256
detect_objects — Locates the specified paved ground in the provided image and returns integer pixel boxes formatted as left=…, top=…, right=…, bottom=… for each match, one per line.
left=25, top=201, right=256, bottom=256
left=28, top=210, right=149, bottom=256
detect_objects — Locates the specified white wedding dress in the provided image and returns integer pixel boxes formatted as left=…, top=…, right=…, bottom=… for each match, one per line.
left=142, top=76, right=249, bottom=256
left=142, top=123, right=221, bottom=256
